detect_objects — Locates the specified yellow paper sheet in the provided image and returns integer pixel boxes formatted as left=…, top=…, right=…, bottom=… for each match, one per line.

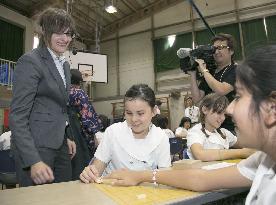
left=223, top=159, right=243, bottom=164
left=94, top=184, right=201, bottom=205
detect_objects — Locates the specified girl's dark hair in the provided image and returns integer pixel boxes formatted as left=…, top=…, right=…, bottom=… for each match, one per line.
left=152, top=114, right=168, bottom=129
left=38, top=8, right=76, bottom=46
left=236, top=45, right=276, bottom=115
left=199, top=93, right=229, bottom=139
left=199, top=93, right=229, bottom=123
left=124, top=84, right=156, bottom=108
left=70, top=69, right=83, bottom=85
left=179, top=117, right=191, bottom=127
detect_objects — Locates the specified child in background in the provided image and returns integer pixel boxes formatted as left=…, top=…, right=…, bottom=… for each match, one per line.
left=184, top=96, right=199, bottom=125
left=152, top=114, right=175, bottom=138
left=155, top=100, right=162, bottom=114
left=80, top=84, right=171, bottom=184
left=186, top=93, right=253, bottom=161
left=175, top=117, right=191, bottom=139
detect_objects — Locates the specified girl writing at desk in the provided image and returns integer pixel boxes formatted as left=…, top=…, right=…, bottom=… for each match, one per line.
left=80, top=84, right=171, bottom=183
left=105, top=45, right=276, bottom=205
left=186, top=93, right=253, bottom=161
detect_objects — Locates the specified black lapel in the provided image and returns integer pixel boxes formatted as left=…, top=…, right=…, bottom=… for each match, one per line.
left=64, top=61, right=71, bottom=99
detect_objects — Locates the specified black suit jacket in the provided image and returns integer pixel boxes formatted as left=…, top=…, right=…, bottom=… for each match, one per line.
left=9, top=45, right=71, bottom=168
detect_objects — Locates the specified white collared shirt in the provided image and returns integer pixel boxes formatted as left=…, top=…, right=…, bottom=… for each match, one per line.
left=94, top=121, right=171, bottom=176
left=184, top=106, right=199, bottom=123
left=237, top=151, right=276, bottom=205
left=186, top=123, right=237, bottom=159
left=47, top=48, right=66, bottom=87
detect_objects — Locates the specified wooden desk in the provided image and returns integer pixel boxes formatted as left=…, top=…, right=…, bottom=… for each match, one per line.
left=0, top=180, right=248, bottom=205
left=0, top=159, right=247, bottom=205
left=0, top=181, right=116, bottom=205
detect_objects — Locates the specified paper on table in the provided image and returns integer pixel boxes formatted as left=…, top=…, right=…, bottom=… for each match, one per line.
left=201, top=162, right=236, bottom=170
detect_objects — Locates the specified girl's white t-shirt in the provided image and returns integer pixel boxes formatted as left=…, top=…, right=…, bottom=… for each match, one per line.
left=186, top=123, right=237, bottom=159
left=94, top=121, right=171, bottom=175
left=237, top=151, right=276, bottom=205
left=164, top=129, right=175, bottom=138
left=175, top=127, right=189, bottom=138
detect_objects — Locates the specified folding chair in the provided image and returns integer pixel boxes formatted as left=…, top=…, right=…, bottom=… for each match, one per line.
left=169, top=138, right=184, bottom=162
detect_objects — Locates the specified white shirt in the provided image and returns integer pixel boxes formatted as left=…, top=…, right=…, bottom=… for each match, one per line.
left=186, top=123, right=237, bottom=159
left=95, top=131, right=104, bottom=145
left=175, top=127, right=189, bottom=138
left=237, top=151, right=276, bottom=205
left=163, top=129, right=175, bottom=138
left=94, top=121, right=171, bottom=175
left=47, top=48, right=66, bottom=87
left=184, top=106, right=199, bottom=123
left=0, top=131, right=11, bottom=150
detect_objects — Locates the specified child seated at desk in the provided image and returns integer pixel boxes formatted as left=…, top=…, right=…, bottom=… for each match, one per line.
left=104, top=45, right=276, bottom=205
left=152, top=114, right=175, bottom=138
left=186, top=93, right=253, bottom=161
left=80, top=84, right=171, bottom=183
left=175, top=117, right=191, bottom=139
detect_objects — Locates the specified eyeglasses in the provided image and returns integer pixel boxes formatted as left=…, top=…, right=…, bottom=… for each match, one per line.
left=214, top=45, right=229, bottom=50
left=55, top=31, right=76, bottom=39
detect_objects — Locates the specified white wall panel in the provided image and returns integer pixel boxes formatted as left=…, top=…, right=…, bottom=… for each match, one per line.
left=154, top=22, right=192, bottom=38
left=194, top=13, right=236, bottom=31
left=119, top=32, right=154, bottom=94
left=94, top=40, right=117, bottom=98
left=102, top=32, right=117, bottom=41
left=100, top=40, right=117, bottom=75
left=94, top=73, right=117, bottom=98
left=192, top=0, right=235, bottom=18
left=154, top=1, right=190, bottom=28
left=93, top=99, right=123, bottom=119
left=119, top=18, right=151, bottom=36
left=239, top=3, right=276, bottom=22
left=239, top=0, right=275, bottom=9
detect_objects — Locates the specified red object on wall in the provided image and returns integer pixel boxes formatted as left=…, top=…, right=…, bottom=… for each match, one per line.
left=4, top=108, right=10, bottom=128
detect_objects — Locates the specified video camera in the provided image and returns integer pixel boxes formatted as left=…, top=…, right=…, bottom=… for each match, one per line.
left=177, top=45, right=217, bottom=76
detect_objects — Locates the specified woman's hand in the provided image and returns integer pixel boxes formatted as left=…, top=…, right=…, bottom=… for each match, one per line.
left=104, top=169, right=143, bottom=186
left=31, top=161, right=54, bottom=184
left=67, top=139, right=76, bottom=159
left=80, top=165, right=100, bottom=183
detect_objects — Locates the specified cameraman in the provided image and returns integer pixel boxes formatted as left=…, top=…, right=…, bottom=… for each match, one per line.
left=189, top=33, right=236, bottom=132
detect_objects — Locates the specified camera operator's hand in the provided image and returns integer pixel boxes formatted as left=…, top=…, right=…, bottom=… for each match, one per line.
left=195, top=59, right=208, bottom=74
